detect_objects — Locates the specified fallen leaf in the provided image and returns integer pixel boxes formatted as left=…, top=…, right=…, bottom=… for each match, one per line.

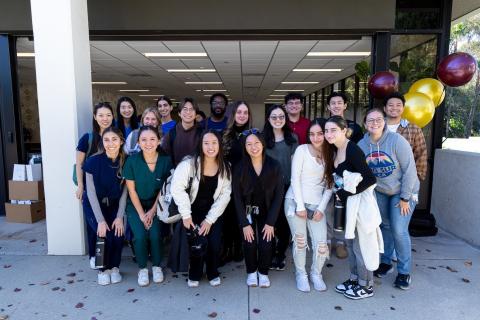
left=334, top=306, right=342, bottom=311
left=411, top=248, right=417, bottom=252
left=52, top=287, right=60, bottom=291
left=29, top=239, right=37, bottom=243
left=253, top=308, right=261, bottom=314
left=212, top=298, right=216, bottom=302
left=462, top=278, right=470, bottom=283
left=208, top=312, right=217, bottom=318
left=390, top=307, right=396, bottom=310
left=464, top=261, right=472, bottom=267
left=427, top=266, right=437, bottom=270
left=75, top=303, right=84, bottom=309
left=326, top=263, right=334, bottom=268
left=61, top=314, right=67, bottom=317
left=425, top=249, right=431, bottom=252
left=67, top=280, right=74, bottom=284
left=61, top=288, right=66, bottom=292
left=40, top=281, right=50, bottom=286
left=13, top=288, right=21, bottom=292
left=195, top=293, right=200, bottom=296
left=132, top=299, right=138, bottom=303
left=66, top=273, right=76, bottom=277
left=127, top=288, right=135, bottom=293
left=56, top=278, right=62, bottom=281
left=28, top=283, right=35, bottom=286
left=3, top=265, right=11, bottom=269
left=187, top=307, right=191, bottom=311
left=446, top=266, right=458, bottom=273
left=391, top=295, right=396, bottom=299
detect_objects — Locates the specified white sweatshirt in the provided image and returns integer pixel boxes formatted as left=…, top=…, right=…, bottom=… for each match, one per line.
left=285, top=144, right=333, bottom=213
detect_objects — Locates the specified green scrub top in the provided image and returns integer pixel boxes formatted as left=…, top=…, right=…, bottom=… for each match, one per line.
left=123, top=152, right=172, bottom=211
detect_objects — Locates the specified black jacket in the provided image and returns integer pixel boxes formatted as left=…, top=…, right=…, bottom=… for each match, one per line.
left=233, top=155, right=284, bottom=228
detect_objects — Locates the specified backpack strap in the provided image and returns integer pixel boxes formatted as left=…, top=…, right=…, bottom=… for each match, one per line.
left=86, top=132, right=94, bottom=157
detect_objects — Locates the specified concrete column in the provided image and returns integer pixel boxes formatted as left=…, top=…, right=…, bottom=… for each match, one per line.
left=30, top=0, right=92, bottom=254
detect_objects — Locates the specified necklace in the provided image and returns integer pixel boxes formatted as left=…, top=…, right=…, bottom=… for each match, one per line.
left=145, top=154, right=158, bottom=165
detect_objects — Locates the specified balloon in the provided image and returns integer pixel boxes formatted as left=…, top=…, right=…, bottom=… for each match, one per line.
left=408, top=78, right=445, bottom=107
left=437, top=52, right=477, bottom=87
left=368, top=71, right=398, bottom=98
left=402, top=92, right=435, bottom=128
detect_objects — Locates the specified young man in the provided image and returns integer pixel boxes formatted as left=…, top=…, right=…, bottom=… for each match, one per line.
left=206, top=93, right=229, bottom=133
left=327, top=92, right=363, bottom=144
left=284, top=92, right=310, bottom=145
left=382, top=92, right=428, bottom=182
left=161, top=98, right=201, bottom=167
left=157, top=96, right=176, bottom=136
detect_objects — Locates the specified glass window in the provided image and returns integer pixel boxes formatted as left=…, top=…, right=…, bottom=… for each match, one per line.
left=395, top=0, right=441, bottom=30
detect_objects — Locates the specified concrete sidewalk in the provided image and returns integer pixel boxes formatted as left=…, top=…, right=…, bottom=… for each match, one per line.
left=0, top=226, right=479, bottom=320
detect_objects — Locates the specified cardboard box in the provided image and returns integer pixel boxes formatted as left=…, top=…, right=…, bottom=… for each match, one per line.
left=5, top=201, right=46, bottom=223
left=8, top=180, right=45, bottom=200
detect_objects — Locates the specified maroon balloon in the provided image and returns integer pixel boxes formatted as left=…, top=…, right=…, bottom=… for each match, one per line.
left=368, top=71, right=398, bottom=98
left=437, top=52, right=477, bottom=87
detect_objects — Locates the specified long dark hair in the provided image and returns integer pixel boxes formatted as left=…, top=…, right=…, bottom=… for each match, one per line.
left=116, top=96, right=139, bottom=135
left=222, top=101, right=252, bottom=156
left=193, top=129, right=231, bottom=181
left=91, top=102, right=114, bottom=156
left=98, top=126, right=126, bottom=178
left=307, top=118, right=334, bottom=188
left=239, top=131, right=267, bottom=194
left=263, top=104, right=297, bottom=149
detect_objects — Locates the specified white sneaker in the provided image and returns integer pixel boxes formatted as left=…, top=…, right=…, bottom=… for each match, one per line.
left=246, top=272, right=258, bottom=287
left=138, top=268, right=149, bottom=287
left=209, top=277, right=221, bottom=287
left=258, top=273, right=270, bottom=288
left=295, top=273, right=310, bottom=292
left=187, top=279, right=199, bottom=288
left=90, top=257, right=98, bottom=270
left=152, top=266, right=164, bottom=284
left=311, top=273, right=327, bottom=291
left=110, top=267, right=122, bottom=284
left=97, top=270, right=110, bottom=286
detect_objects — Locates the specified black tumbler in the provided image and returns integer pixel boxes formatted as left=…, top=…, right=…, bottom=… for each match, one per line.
left=95, top=237, right=106, bottom=268
left=333, top=197, right=346, bottom=232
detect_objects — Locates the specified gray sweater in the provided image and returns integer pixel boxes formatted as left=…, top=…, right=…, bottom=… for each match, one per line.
left=357, top=130, right=419, bottom=200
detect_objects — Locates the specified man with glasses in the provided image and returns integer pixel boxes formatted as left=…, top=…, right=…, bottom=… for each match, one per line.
left=284, top=93, right=311, bottom=145
left=383, top=92, right=427, bottom=182
left=327, top=92, right=363, bottom=144
left=206, top=93, right=229, bottom=133
left=161, top=98, right=202, bottom=167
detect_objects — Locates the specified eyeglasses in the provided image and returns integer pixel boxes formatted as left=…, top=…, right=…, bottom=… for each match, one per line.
left=239, top=128, right=260, bottom=137
left=287, top=101, right=302, bottom=106
left=269, top=115, right=285, bottom=121
left=181, top=107, right=196, bottom=113
left=366, top=118, right=385, bottom=125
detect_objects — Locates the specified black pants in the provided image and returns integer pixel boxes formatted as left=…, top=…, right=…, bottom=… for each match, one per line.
left=221, top=200, right=243, bottom=255
left=272, top=192, right=290, bottom=262
left=188, top=219, right=223, bottom=281
left=243, top=214, right=273, bottom=275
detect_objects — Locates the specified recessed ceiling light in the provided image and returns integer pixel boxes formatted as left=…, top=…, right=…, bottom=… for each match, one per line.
left=92, top=81, right=127, bottom=85
left=307, top=52, right=370, bottom=57
left=202, top=89, right=227, bottom=92
left=119, top=89, right=150, bottom=92
left=266, top=99, right=284, bottom=101
left=167, top=69, right=216, bottom=72
left=138, top=94, right=163, bottom=97
left=195, top=89, right=202, bottom=92
left=144, top=52, right=207, bottom=57
left=281, top=81, right=319, bottom=84
left=293, top=69, right=342, bottom=72
left=185, top=82, right=222, bottom=85
left=274, top=89, right=304, bottom=92
left=269, top=94, right=285, bottom=97
left=17, top=52, right=35, bottom=57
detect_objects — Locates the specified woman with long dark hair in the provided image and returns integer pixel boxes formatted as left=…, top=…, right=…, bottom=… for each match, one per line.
left=83, top=127, right=127, bottom=285
left=171, top=129, right=232, bottom=287
left=233, top=130, right=284, bottom=288
left=116, top=96, right=139, bottom=138
left=123, top=126, right=173, bottom=287
left=76, top=102, right=114, bottom=269
left=263, top=104, right=298, bottom=271
left=220, top=101, right=252, bottom=264
left=285, top=118, right=334, bottom=292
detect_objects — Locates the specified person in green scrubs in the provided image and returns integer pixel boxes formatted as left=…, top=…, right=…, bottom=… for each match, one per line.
left=123, top=125, right=173, bottom=287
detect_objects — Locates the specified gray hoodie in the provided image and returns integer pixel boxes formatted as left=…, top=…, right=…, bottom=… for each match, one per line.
left=358, top=129, right=419, bottom=200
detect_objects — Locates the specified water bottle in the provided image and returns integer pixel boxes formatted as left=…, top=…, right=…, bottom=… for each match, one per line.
left=333, top=197, right=346, bottom=232
left=95, top=237, right=106, bottom=268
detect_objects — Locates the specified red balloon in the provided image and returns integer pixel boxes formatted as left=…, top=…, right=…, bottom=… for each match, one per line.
left=368, top=71, right=398, bottom=98
left=437, top=52, right=477, bottom=87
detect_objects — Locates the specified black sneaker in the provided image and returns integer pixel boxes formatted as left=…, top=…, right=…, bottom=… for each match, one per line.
left=374, top=263, right=393, bottom=278
left=275, top=259, right=286, bottom=271
left=269, top=258, right=278, bottom=270
left=335, top=279, right=358, bottom=293
left=394, top=274, right=411, bottom=290
left=344, top=284, right=374, bottom=300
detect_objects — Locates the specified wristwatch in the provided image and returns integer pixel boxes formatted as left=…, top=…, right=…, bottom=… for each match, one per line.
left=400, top=197, right=409, bottom=202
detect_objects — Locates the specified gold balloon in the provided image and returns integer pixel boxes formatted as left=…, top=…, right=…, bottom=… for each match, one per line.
left=408, top=78, right=445, bottom=107
left=402, top=92, right=435, bottom=128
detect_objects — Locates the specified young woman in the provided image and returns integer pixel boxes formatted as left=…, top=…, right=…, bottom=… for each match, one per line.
left=220, top=101, right=252, bottom=264
left=358, top=108, right=419, bottom=290
left=171, top=130, right=232, bottom=287
left=76, top=102, right=114, bottom=269
left=83, top=127, right=127, bottom=285
left=123, top=126, right=173, bottom=287
left=124, top=107, right=162, bottom=155
left=263, top=104, right=298, bottom=271
left=157, top=96, right=176, bottom=135
left=116, top=96, right=139, bottom=138
left=324, top=116, right=377, bottom=300
left=284, top=118, right=334, bottom=292
left=233, top=130, right=284, bottom=288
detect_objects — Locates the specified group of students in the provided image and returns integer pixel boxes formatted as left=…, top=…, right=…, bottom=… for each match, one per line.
left=75, top=90, right=427, bottom=300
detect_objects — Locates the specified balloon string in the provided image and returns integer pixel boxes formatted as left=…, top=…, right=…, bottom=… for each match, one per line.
left=437, top=86, right=446, bottom=107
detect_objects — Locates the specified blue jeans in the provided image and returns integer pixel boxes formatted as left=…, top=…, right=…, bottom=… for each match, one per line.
left=375, top=191, right=416, bottom=275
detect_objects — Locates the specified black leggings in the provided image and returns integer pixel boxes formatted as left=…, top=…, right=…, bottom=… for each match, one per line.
left=271, top=191, right=290, bottom=262
left=243, top=214, right=273, bottom=275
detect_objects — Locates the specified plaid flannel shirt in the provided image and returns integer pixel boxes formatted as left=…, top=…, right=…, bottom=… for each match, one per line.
left=397, top=119, right=428, bottom=181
